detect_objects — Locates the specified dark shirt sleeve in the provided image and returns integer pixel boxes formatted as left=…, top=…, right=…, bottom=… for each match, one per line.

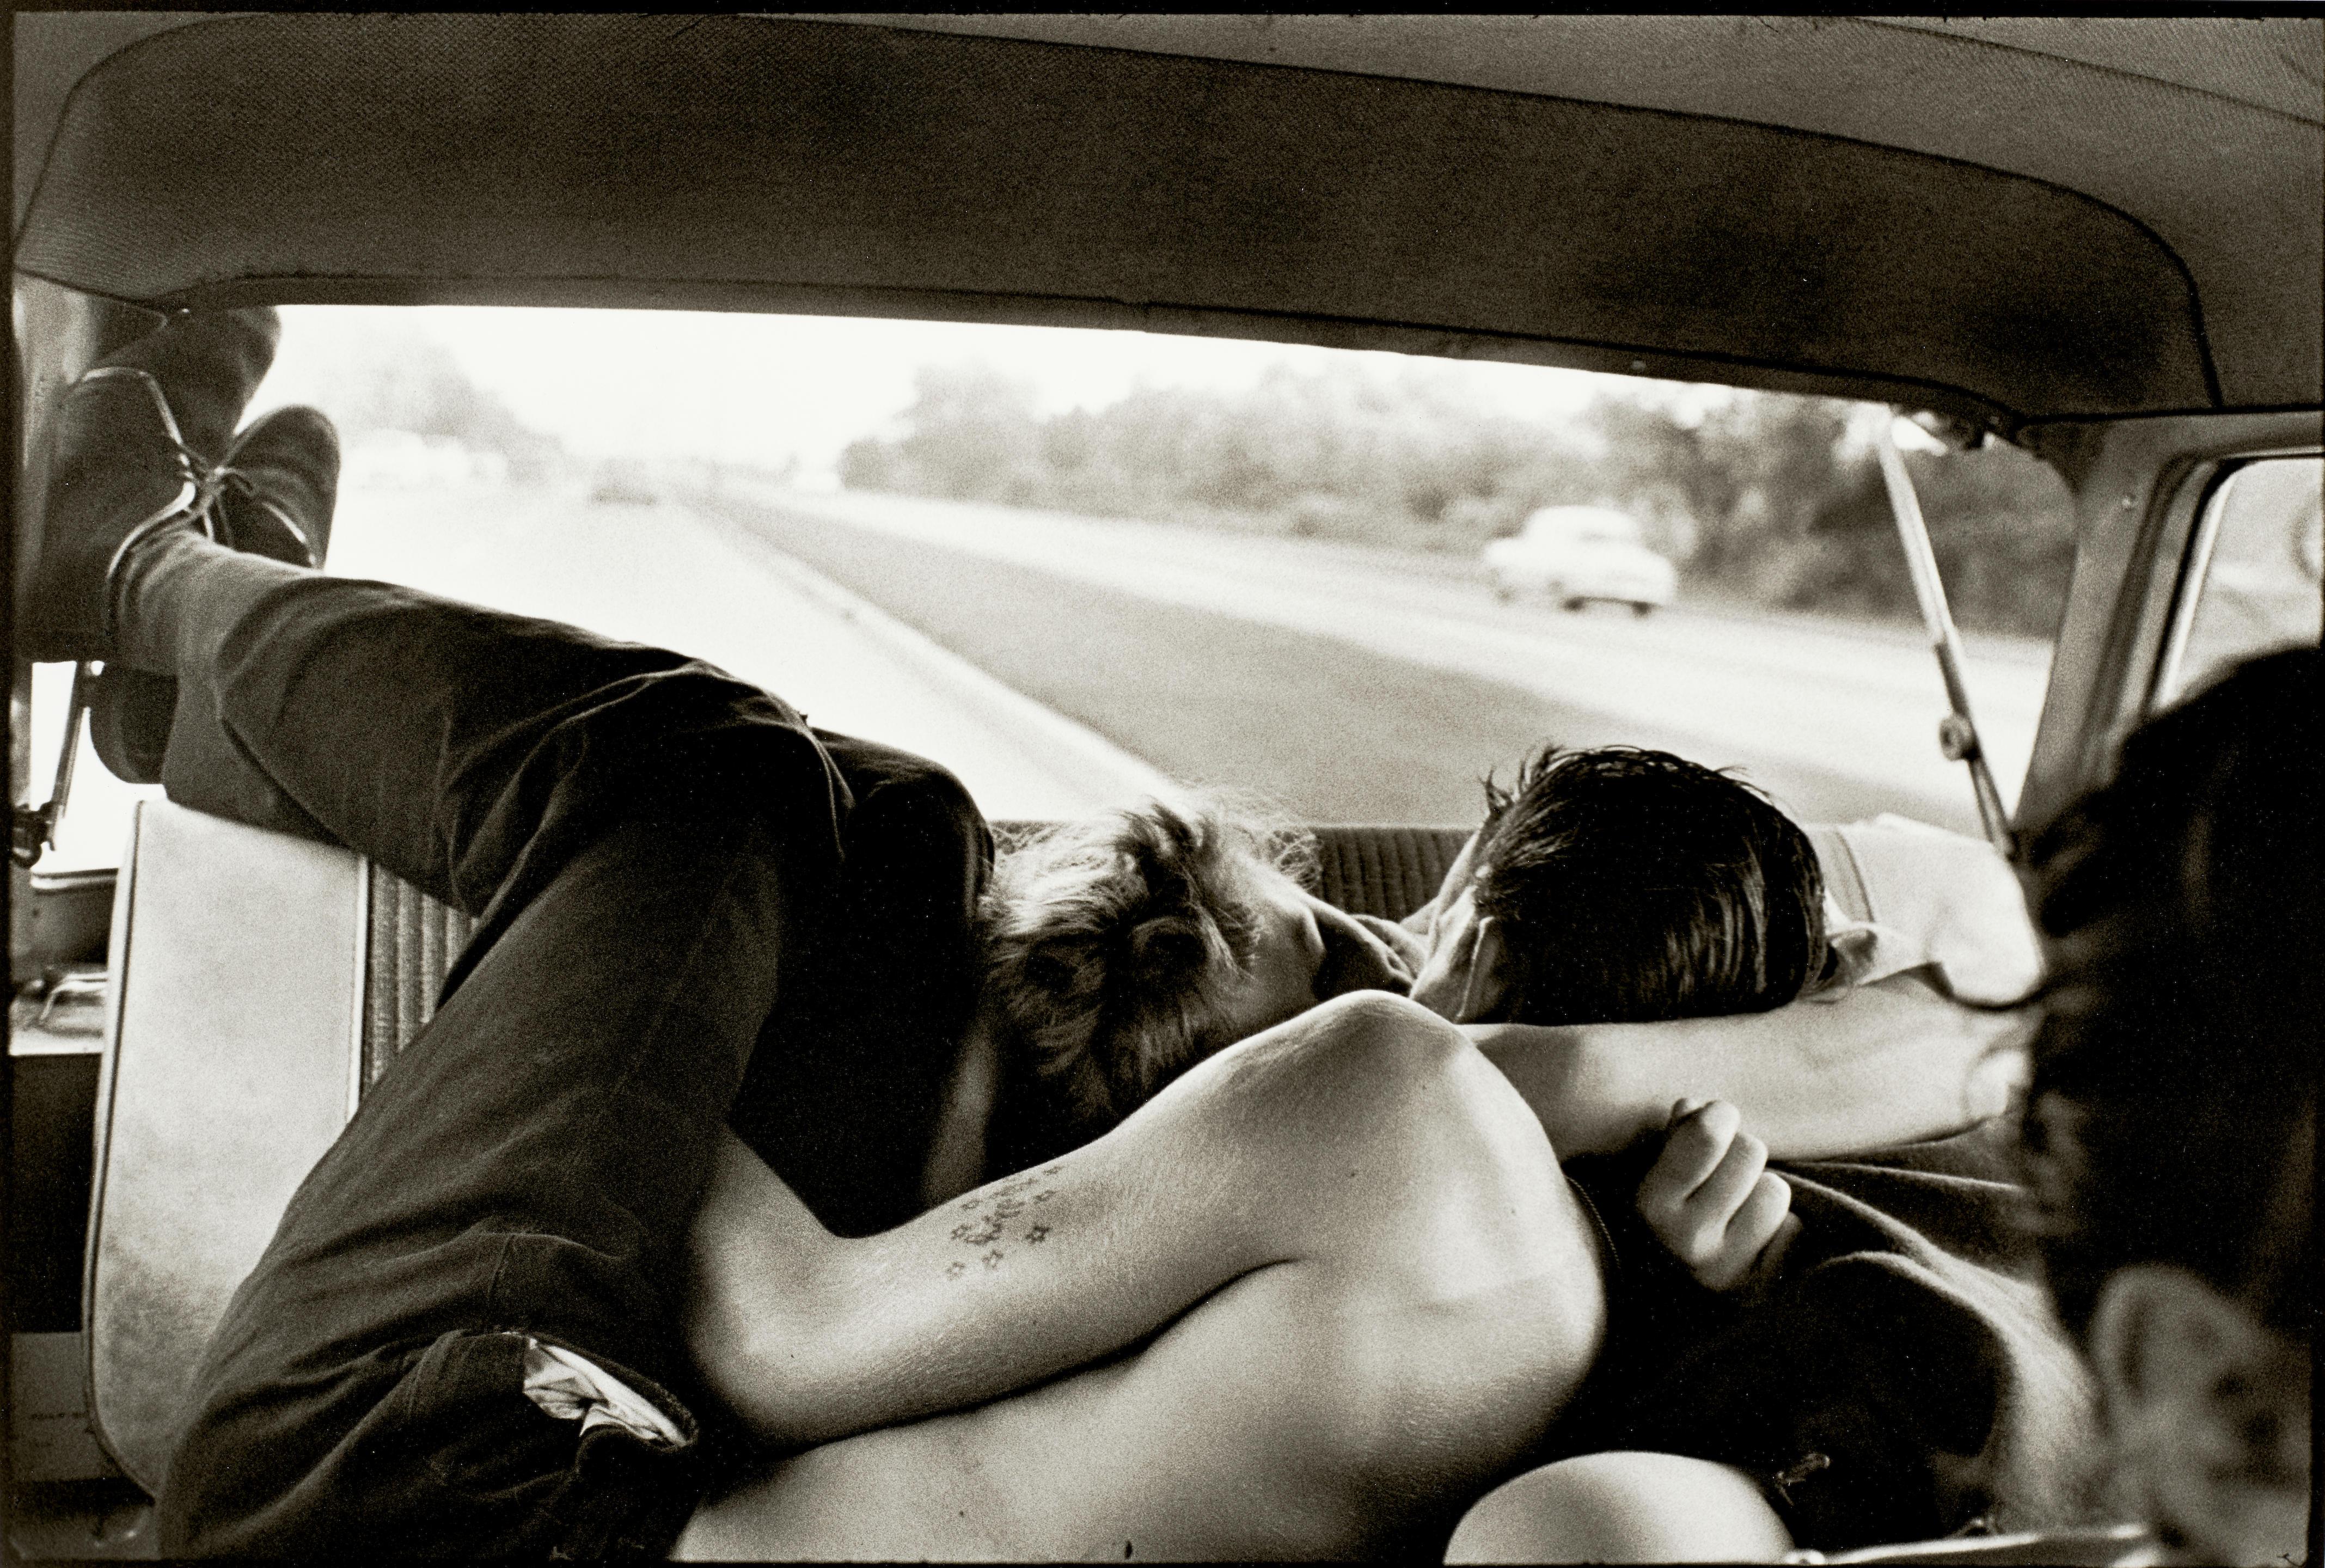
left=1555, top=1123, right=2100, bottom=1553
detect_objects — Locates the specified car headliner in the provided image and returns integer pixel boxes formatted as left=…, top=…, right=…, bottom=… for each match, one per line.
left=13, top=14, right=2323, bottom=437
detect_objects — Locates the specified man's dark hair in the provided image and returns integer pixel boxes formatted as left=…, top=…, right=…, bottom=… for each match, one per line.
left=2016, top=647, right=2318, bottom=1346
left=1469, top=745, right=1827, bottom=1026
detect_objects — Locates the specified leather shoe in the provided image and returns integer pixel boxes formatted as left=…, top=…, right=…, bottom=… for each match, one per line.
left=16, top=308, right=281, bottom=665
left=85, top=402, right=344, bottom=783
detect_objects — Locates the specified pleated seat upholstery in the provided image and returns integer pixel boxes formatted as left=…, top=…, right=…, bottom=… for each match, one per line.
left=359, top=871, right=477, bottom=1085
left=357, top=822, right=1470, bottom=1068
left=1305, top=824, right=1471, bottom=922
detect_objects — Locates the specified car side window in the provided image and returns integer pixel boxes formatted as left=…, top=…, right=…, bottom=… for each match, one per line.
left=2153, top=457, right=2323, bottom=712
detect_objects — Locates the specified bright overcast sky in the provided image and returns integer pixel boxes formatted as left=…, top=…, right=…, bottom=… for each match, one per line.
left=264, top=305, right=1716, bottom=475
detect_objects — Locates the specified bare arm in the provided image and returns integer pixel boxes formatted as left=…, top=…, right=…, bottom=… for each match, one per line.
left=687, top=1077, right=1283, bottom=1450
left=1468, top=970, right=2029, bottom=1160
left=688, top=993, right=1549, bottom=1450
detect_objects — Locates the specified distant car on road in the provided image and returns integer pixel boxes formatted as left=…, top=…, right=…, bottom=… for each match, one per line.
left=1483, top=506, right=1678, bottom=615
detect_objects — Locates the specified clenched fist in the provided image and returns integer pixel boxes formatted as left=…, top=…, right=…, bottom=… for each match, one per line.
left=1635, top=1098, right=1802, bottom=1293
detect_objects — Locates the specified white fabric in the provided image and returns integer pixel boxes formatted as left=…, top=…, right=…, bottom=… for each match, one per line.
left=520, top=1339, right=685, bottom=1450
left=1814, top=815, right=2042, bottom=1006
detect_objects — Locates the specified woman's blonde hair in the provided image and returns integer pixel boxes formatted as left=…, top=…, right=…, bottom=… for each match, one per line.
left=978, top=795, right=1315, bottom=1162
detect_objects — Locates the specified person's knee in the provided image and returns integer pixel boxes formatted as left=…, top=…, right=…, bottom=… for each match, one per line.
left=1446, top=1451, right=1794, bottom=1564
left=523, top=668, right=845, bottom=862
left=849, top=755, right=987, bottom=872
left=163, top=1328, right=699, bottom=1557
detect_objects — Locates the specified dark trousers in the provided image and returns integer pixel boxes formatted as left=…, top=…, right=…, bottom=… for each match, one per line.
left=148, top=557, right=992, bottom=1555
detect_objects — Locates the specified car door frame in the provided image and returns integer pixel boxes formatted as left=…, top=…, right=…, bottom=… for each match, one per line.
left=2017, top=409, right=2323, bottom=836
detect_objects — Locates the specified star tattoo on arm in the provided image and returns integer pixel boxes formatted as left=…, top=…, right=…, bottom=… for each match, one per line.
left=938, top=1162, right=1072, bottom=1276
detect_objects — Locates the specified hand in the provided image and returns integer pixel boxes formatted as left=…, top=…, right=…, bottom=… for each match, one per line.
left=1635, top=1098, right=1802, bottom=1293
left=1350, top=911, right=1428, bottom=979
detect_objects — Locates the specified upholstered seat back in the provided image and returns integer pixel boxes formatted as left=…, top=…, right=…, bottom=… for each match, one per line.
left=994, top=820, right=1473, bottom=923
left=88, top=802, right=370, bottom=1493
left=1305, top=824, right=1472, bottom=922
left=87, top=803, right=488, bottom=1492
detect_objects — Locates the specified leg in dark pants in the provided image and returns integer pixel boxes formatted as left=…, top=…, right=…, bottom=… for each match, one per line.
left=732, top=727, right=995, bottom=1238
left=143, top=540, right=989, bottom=1554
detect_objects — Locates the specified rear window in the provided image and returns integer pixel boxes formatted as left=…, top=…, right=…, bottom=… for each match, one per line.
left=27, top=307, right=2083, bottom=868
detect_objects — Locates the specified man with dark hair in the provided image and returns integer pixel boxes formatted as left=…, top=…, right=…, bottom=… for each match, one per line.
left=1467, top=650, right=2315, bottom=1567
left=1433, top=744, right=1828, bottom=1028
left=1448, top=678, right=2325, bottom=1561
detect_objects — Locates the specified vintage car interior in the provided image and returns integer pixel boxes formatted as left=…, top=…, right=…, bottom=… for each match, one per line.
left=10, top=14, right=2321, bottom=1558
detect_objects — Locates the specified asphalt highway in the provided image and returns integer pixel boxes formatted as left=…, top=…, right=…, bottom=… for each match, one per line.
left=742, top=487, right=2052, bottom=836
left=26, top=477, right=2051, bottom=868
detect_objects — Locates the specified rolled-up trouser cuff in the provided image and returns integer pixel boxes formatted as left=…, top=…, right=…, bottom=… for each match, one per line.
left=163, top=1327, right=708, bottom=1558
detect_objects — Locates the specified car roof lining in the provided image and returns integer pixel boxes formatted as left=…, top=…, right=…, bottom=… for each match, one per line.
left=838, top=15, right=2325, bottom=128
left=14, top=14, right=2315, bottom=430
left=793, top=15, right=2319, bottom=412
left=1858, top=16, right=2322, bottom=122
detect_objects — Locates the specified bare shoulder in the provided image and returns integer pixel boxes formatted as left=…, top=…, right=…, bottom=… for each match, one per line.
left=1023, top=989, right=1607, bottom=1556
left=1281, top=1038, right=1611, bottom=1527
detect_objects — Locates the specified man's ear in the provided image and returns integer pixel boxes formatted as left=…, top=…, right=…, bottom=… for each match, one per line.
left=2087, top=1264, right=2311, bottom=1561
left=1457, top=916, right=1515, bottom=1024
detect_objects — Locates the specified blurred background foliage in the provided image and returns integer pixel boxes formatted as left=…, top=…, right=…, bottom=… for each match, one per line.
left=287, top=319, right=2078, bottom=641
left=273, top=323, right=576, bottom=485
left=840, top=360, right=2077, bottom=638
